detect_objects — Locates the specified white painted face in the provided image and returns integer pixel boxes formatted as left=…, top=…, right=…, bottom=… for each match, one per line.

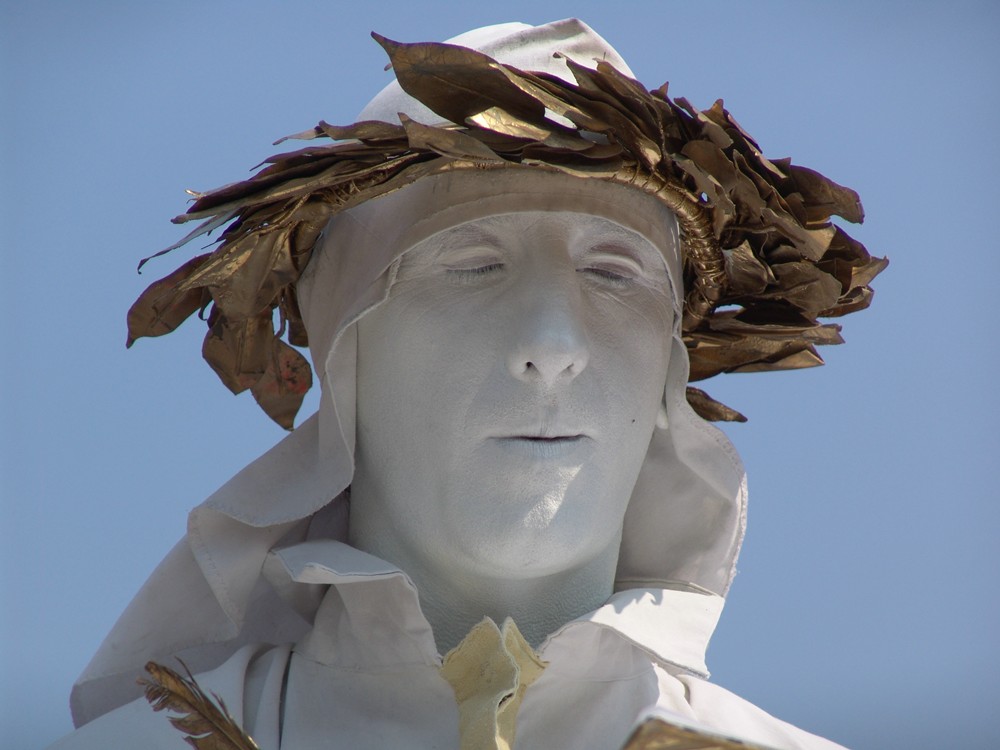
left=352, top=211, right=675, bottom=580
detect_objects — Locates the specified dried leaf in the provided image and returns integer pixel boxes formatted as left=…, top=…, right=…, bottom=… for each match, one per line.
left=511, top=69, right=662, bottom=168
left=127, top=254, right=212, bottom=346
left=320, top=119, right=406, bottom=142
left=686, top=387, right=747, bottom=423
left=768, top=262, right=844, bottom=317
left=251, top=337, right=313, bottom=430
left=202, top=314, right=273, bottom=394
left=373, top=34, right=545, bottom=125
left=279, top=288, right=308, bottom=346
left=785, top=163, right=864, bottom=224
left=730, top=346, right=825, bottom=373
left=467, top=107, right=588, bottom=151
left=139, top=211, right=237, bottom=272
left=181, top=223, right=297, bottom=319
left=722, top=241, right=774, bottom=297
left=274, top=119, right=407, bottom=145
left=688, top=337, right=825, bottom=381
left=820, top=285, right=876, bottom=317
left=141, top=661, right=260, bottom=750
left=399, top=115, right=504, bottom=162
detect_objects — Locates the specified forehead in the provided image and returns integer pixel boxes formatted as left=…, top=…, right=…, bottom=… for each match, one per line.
left=411, top=211, right=668, bottom=257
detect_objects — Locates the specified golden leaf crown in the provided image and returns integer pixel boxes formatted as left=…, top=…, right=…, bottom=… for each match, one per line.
left=127, top=34, right=886, bottom=429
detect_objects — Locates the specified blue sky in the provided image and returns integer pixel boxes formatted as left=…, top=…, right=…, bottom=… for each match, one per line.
left=2, top=2, right=998, bottom=748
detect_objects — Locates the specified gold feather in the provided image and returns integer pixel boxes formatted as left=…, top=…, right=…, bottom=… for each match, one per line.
left=140, top=660, right=262, bottom=750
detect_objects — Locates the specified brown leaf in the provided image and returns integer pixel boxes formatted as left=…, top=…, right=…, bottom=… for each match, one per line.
left=516, top=70, right=662, bottom=168
left=785, top=163, right=864, bottom=224
left=820, top=285, right=876, bottom=317
left=708, top=313, right=844, bottom=344
left=730, top=346, right=825, bottom=373
left=466, top=107, right=588, bottom=151
left=688, top=336, right=825, bottom=381
left=141, top=661, right=260, bottom=750
left=178, top=148, right=414, bottom=224
left=318, top=119, right=407, bottom=143
left=180, top=222, right=297, bottom=319
left=722, top=241, right=774, bottom=297
left=272, top=124, right=326, bottom=145
left=279, top=288, right=308, bottom=347
left=274, top=119, right=407, bottom=145
left=287, top=200, right=332, bottom=273
left=686, top=387, right=747, bottom=423
left=560, top=56, right=638, bottom=106
left=202, top=314, right=273, bottom=394
left=373, top=35, right=545, bottom=125
left=768, top=262, right=844, bottom=317
left=399, top=115, right=504, bottom=163
left=251, top=337, right=313, bottom=430
left=138, top=212, right=237, bottom=272
left=127, top=254, right=212, bottom=346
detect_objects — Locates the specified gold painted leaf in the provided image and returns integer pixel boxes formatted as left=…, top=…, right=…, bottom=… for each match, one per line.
left=251, top=337, right=313, bottom=430
left=400, top=115, right=504, bottom=163
left=466, top=107, right=590, bottom=152
left=722, top=241, right=774, bottom=297
left=182, top=223, right=296, bottom=319
left=138, top=212, right=236, bottom=272
left=686, top=387, right=747, bottom=423
left=374, top=35, right=544, bottom=125
left=512, top=69, right=662, bottom=168
left=768, top=262, right=845, bottom=318
left=730, top=346, right=825, bottom=373
left=127, top=253, right=211, bottom=347
left=202, top=313, right=273, bottom=394
left=274, top=119, right=407, bottom=145
left=821, top=285, right=876, bottom=317
left=785, top=163, right=864, bottom=224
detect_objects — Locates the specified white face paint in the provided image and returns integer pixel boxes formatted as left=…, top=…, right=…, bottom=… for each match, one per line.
left=352, top=211, right=675, bottom=581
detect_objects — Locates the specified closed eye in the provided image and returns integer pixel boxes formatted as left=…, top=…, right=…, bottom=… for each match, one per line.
left=447, top=262, right=505, bottom=281
left=580, top=266, right=635, bottom=287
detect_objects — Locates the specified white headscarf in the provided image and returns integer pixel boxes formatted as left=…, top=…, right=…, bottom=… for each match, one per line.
left=70, top=19, right=746, bottom=727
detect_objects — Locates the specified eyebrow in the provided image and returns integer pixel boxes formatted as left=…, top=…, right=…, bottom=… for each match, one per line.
left=429, top=224, right=502, bottom=255
left=581, top=225, right=662, bottom=266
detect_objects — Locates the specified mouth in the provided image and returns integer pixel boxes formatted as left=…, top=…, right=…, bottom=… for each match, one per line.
left=511, top=434, right=585, bottom=443
left=494, top=433, right=591, bottom=458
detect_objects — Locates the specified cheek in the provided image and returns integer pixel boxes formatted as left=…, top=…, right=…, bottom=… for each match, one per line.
left=360, top=287, right=502, bottom=423
left=588, top=293, right=673, bottom=400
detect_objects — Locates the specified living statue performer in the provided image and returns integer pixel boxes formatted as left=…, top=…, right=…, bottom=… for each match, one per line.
left=49, top=19, right=885, bottom=750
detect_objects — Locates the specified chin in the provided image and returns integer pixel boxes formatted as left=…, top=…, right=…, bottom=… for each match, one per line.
left=446, top=510, right=622, bottom=581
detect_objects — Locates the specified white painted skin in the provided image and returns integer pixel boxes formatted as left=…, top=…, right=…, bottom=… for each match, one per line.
left=350, top=211, right=675, bottom=650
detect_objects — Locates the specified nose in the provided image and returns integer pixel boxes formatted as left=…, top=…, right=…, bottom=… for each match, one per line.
left=506, top=279, right=590, bottom=387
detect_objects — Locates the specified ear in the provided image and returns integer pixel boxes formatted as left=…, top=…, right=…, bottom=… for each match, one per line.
left=656, top=401, right=669, bottom=430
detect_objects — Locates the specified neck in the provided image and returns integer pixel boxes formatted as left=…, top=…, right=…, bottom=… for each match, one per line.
left=349, top=500, right=622, bottom=652
left=410, top=540, right=620, bottom=652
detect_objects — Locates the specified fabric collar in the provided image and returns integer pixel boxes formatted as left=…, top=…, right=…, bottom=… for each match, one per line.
left=265, top=538, right=721, bottom=679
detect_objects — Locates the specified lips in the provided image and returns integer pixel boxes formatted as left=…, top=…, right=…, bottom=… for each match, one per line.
left=493, top=433, right=592, bottom=459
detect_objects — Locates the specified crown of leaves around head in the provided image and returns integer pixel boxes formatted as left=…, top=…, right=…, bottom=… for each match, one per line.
left=127, top=33, right=887, bottom=429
